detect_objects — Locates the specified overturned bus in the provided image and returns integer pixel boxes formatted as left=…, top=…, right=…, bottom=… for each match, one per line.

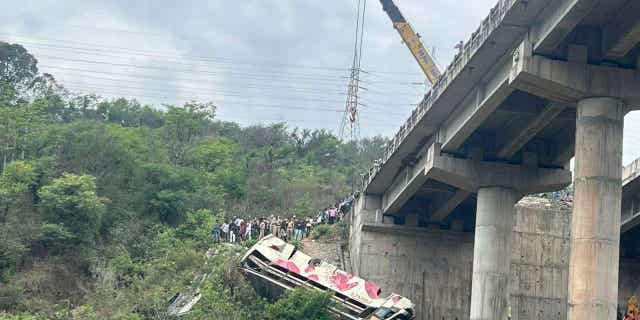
left=240, top=235, right=415, bottom=320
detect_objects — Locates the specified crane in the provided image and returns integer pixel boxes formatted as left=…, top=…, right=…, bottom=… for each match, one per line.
left=379, top=0, right=441, bottom=85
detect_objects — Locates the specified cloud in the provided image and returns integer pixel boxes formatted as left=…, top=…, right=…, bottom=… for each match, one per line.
left=4, top=0, right=640, bottom=163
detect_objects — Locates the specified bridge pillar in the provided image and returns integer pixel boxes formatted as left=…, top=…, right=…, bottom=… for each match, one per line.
left=470, top=187, right=516, bottom=320
left=569, top=97, right=624, bottom=320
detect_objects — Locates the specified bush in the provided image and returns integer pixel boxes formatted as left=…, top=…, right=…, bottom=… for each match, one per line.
left=0, top=313, right=46, bottom=320
left=176, top=210, right=222, bottom=248
left=36, top=223, right=75, bottom=254
left=242, top=238, right=258, bottom=249
left=289, top=239, right=303, bottom=250
left=38, top=174, right=107, bottom=248
left=335, top=221, right=349, bottom=240
left=266, top=288, right=335, bottom=320
left=310, top=224, right=333, bottom=240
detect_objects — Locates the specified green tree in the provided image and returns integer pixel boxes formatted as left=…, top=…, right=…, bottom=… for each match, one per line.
left=0, top=99, right=49, bottom=174
left=187, top=138, right=236, bottom=173
left=163, top=101, right=216, bottom=165
left=176, top=209, right=222, bottom=247
left=266, top=288, right=336, bottom=320
left=0, top=42, right=38, bottom=106
left=186, top=138, right=246, bottom=200
left=38, top=174, right=107, bottom=249
left=0, top=161, right=38, bottom=280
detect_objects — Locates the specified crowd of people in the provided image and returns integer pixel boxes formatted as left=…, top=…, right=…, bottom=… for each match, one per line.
left=210, top=194, right=355, bottom=244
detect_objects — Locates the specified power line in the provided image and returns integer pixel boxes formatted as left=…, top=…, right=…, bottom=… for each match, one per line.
left=214, top=116, right=399, bottom=129
left=43, top=65, right=424, bottom=97
left=6, top=33, right=427, bottom=77
left=61, top=81, right=348, bottom=105
left=25, top=42, right=350, bottom=75
left=37, top=55, right=354, bottom=83
left=37, top=53, right=422, bottom=88
left=61, top=84, right=410, bottom=119
left=64, top=86, right=403, bottom=128
left=39, top=55, right=427, bottom=92
left=58, top=78, right=349, bottom=100
left=53, top=73, right=418, bottom=107
left=41, top=65, right=348, bottom=90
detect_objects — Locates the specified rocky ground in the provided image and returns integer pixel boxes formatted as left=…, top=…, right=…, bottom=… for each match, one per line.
left=302, top=239, right=344, bottom=267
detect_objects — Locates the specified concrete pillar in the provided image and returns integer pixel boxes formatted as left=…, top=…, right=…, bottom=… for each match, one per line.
left=569, top=97, right=624, bottom=320
left=470, top=187, right=517, bottom=320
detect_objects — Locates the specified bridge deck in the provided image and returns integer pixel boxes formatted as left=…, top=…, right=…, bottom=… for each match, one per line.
left=362, top=0, right=640, bottom=228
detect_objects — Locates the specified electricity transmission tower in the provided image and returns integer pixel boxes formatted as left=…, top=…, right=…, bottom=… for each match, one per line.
left=340, top=0, right=367, bottom=143
left=339, top=0, right=368, bottom=192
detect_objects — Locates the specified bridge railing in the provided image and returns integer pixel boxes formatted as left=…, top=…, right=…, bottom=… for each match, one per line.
left=362, top=0, right=518, bottom=190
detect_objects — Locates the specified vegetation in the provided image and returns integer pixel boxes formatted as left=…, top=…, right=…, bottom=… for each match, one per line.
left=0, top=41, right=384, bottom=319
left=266, top=288, right=336, bottom=320
left=310, top=224, right=335, bottom=240
left=310, top=222, right=347, bottom=241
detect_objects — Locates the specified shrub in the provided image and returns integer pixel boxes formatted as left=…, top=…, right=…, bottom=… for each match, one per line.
left=266, top=288, right=335, bottom=320
left=289, top=239, right=303, bottom=250
left=38, top=174, right=107, bottom=248
left=0, top=313, right=45, bottom=320
left=36, top=223, right=75, bottom=254
left=242, top=238, right=258, bottom=249
left=310, top=224, right=333, bottom=240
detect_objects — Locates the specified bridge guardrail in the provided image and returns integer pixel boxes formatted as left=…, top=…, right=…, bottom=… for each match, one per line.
left=362, top=0, right=518, bottom=191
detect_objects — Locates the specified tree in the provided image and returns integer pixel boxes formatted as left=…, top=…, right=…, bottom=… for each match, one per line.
left=266, top=288, right=336, bottom=320
left=141, top=164, right=200, bottom=225
left=0, top=161, right=38, bottom=280
left=0, top=42, right=38, bottom=106
left=0, top=161, right=36, bottom=222
left=38, top=173, right=107, bottom=249
left=176, top=209, right=224, bottom=247
left=163, top=101, right=216, bottom=165
left=186, top=138, right=236, bottom=173
left=0, top=101, right=49, bottom=173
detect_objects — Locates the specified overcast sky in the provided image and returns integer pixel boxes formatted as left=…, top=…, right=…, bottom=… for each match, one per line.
left=2, top=0, right=639, bottom=164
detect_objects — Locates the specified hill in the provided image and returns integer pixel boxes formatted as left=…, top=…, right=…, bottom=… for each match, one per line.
left=0, top=41, right=384, bottom=319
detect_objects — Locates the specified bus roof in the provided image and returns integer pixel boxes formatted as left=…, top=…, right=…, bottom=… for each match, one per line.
left=241, top=235, right=415, bottom=312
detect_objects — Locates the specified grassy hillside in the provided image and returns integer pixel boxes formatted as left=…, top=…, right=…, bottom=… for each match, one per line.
left=0, top=41, right=384, bottom=319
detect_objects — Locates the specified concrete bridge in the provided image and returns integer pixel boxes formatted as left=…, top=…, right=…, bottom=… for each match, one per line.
left=353, top=0, right=640, bottom=319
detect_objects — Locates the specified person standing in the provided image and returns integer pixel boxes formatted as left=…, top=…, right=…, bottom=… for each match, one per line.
left=239, top=221, right=247, bottom=241
left=271, top=216, right=279, bottom=236
left=280, top=219, right=288, bottom=241
left=259, top=219, right=266, bottom=239
left=294, top=219, right=303, bottom=241
left=211, top=225, right=221, bottom=243
left=306, top=218, right=313, bottom=238
left=246, top=221, right=253, bottom=241
left=230, top=228, right=236, bottom=243
left=287, top=218, right=295, bottom=240
left=328, top=207, right=337, bottom=224
left=221, top=222, right=229, bottom=242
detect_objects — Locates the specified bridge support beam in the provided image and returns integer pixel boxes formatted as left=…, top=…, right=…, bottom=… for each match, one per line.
left=470, top=187, right=516, bottom=320
left=568, top=97, right=624, bottom=320
left=420, top=143, right=571, bottom=319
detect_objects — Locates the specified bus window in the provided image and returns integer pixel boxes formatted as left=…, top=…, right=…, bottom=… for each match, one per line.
left=369, top=308, right=394, bottom=319
left=369, top=308, right=411, bottom=320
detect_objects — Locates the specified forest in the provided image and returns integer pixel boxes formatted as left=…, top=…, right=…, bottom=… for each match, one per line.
left=0, top=41, right=386, bottom=319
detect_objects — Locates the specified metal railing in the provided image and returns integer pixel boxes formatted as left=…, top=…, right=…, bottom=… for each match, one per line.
left=361, top=0, right=518, bottom=190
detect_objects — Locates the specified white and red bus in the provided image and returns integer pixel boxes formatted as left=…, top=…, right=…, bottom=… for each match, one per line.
left=241, top=235, right=415, bottom=320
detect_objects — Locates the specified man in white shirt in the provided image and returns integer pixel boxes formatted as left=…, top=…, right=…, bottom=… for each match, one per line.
left=221, top=223, right=229, bottom=241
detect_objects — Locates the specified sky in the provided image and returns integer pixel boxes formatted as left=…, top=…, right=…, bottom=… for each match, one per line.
left=1, top=0, right=639, bottom=164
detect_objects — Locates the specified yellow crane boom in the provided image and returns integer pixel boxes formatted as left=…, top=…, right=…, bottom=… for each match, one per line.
left=379, top=0, right=441, bottom=85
